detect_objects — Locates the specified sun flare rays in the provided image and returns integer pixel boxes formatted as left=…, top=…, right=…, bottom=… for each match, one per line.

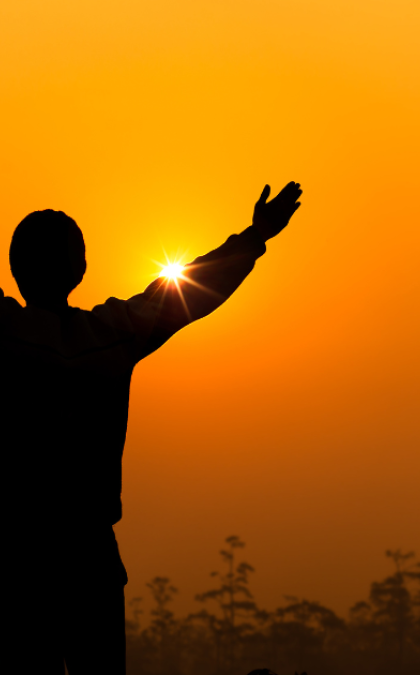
left=150, top=251, right=225, bottom=323
left=159, top=262, right=185, bottom=280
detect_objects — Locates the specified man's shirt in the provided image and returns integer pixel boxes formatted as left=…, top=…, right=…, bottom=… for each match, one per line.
left=0, top=227, right=265, bottom=535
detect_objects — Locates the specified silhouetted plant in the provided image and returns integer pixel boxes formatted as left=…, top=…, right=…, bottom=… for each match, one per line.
left=268, top=597, right=345, bottom=673
left=126, top=596, right=143, bottom=635
left=371, top=549, right=418, bottom=664
left=144, top=576, right=179, bottom=674
left=124, top=544, right=420, bottom=675
left=194, top=535, right=258, bottom=672
left=347, top=548, right=420, bottom=671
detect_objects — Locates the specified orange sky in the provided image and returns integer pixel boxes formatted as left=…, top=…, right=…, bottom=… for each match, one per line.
left=1, top=0, right=419, bottom=620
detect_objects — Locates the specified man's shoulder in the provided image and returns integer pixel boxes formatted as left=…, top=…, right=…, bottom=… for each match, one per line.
left=0, top=295, right=136, bottom=365
left=63, top=300, right=137, bottom=356
left=90, top=296, right=136, bottom=333
left=0, top=288, right=23, bottom=316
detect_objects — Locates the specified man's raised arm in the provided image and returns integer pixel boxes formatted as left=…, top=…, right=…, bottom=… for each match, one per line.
left=95, top=182, right=302, bottom=361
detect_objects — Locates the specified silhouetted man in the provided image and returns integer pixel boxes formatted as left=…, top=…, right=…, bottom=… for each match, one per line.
left=1, top=182, right=301, bottom=674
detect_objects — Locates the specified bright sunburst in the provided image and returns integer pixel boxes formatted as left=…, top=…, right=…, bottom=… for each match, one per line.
left=159, top=262, right=185, bottom=280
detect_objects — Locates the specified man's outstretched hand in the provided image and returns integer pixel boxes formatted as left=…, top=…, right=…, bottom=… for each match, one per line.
left=252, top=181, right=302, bottom=243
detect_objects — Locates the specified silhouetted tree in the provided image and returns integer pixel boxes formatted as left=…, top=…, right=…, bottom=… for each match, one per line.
left=269, top=597, right=345, bottom=673
left=347, top=549, right=420, bottom=670
left=404, top=558, right=420, bottom=651
left=348, top=599, right=378, bottom=654
left=195, top=535, right=258, bottom=672
left=370, top=549, right=415, bottom=665
left=145, top=577, right=179, bottom=674
left=123, top=544, right=420, bottom=675
left=126, top=596, right=143, bottom=634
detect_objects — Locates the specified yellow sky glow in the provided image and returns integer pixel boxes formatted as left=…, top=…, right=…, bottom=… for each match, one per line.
left=0, top=0, right=419, bottom=621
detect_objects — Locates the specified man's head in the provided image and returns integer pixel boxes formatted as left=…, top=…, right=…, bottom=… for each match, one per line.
left=9, top=209, right=86, bottom=305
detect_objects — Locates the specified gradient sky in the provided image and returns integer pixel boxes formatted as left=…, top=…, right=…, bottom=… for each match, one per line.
left=1, top=0, right=419, bottom=621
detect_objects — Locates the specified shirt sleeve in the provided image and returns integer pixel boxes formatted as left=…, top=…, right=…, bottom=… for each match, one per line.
left=92, top=225, right=266, bottom=363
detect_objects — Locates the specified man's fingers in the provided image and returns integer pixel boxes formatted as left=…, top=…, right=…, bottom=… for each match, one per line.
left=288, top=201, right=301, bottom=214
left=284, top=185, right=302, bottom=204
left=272, top=181, right=301, bottom=202
left=257, top=181, right=302, bottom=216
left=258, top=184, right=271, bottom=204
left=284, top=181, right=300, bottom=193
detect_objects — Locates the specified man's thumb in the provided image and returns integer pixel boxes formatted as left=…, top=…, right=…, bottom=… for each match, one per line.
left=258, top=184, right=271, bottom=204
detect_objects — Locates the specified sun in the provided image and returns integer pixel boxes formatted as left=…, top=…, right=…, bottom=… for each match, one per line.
left=159, top=262, right=185, bottom=280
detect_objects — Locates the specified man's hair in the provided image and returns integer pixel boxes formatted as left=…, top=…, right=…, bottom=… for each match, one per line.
left=9, top=209, right=86, bottom=301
